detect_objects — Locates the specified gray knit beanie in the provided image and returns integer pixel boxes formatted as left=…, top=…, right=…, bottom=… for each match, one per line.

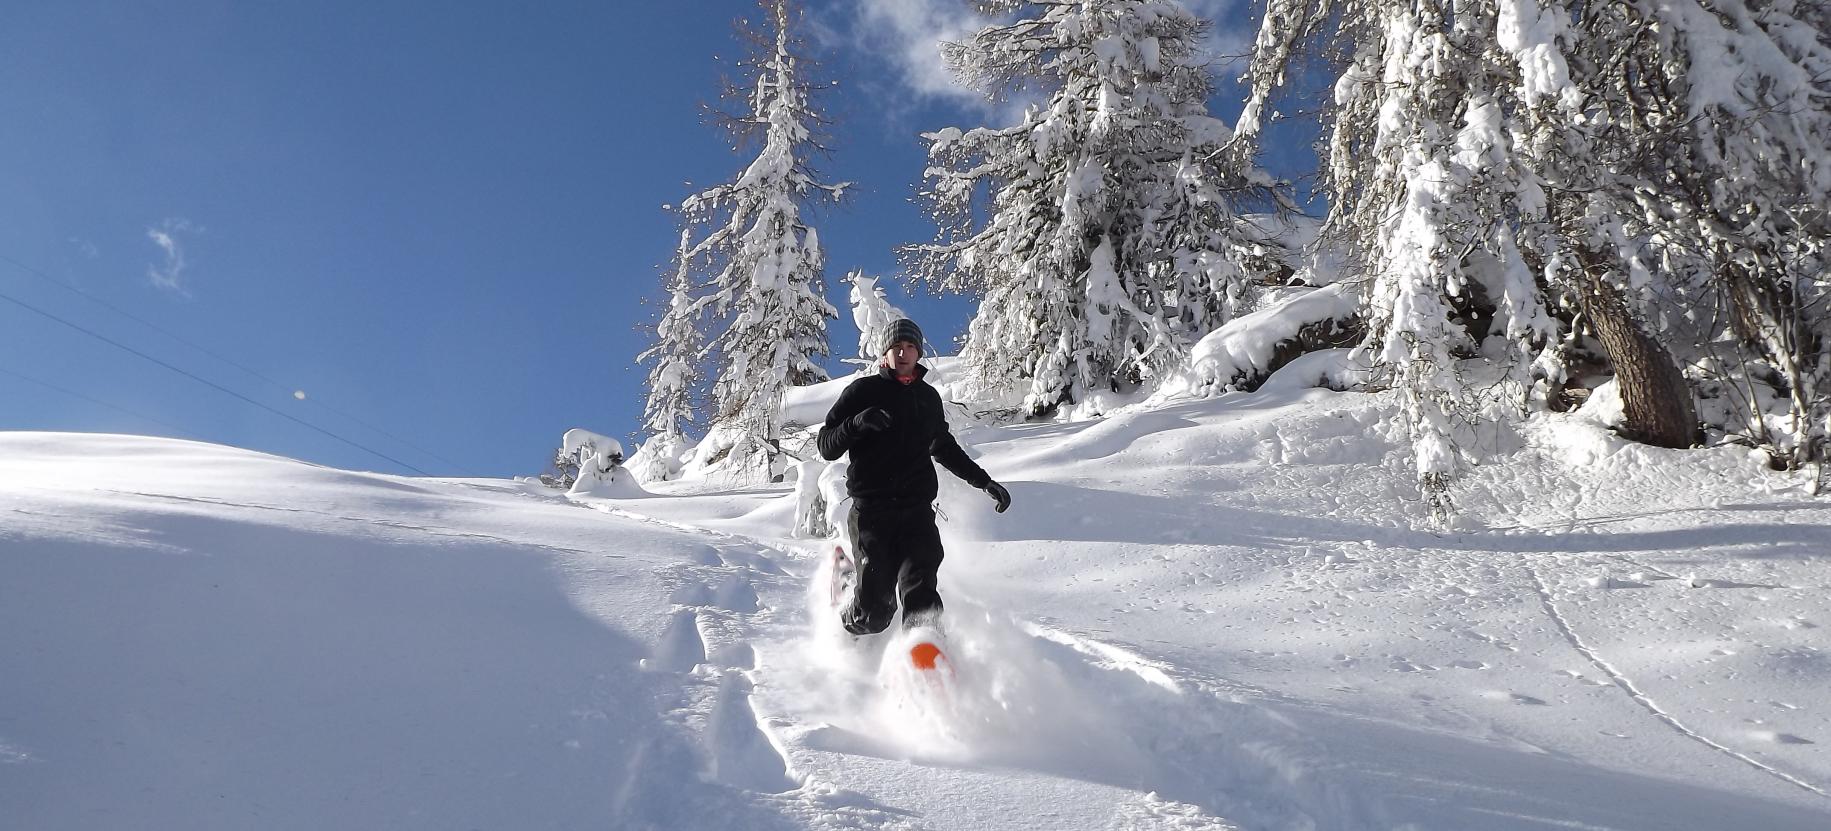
left=882, top=318, right=924, bottom=355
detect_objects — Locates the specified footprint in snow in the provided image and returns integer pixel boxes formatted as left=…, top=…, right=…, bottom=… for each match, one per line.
left=669, top=580, right=715, bottom=607
left=1557, top=669, right=1613, bottom=687
left=715, top=546, right=785, bottom=575
left=1750, top=731, right=1814, bottom=745
left=704, top=638, right=755, bottom=671
left=706, top=671, right=796, bottom=793
left=714, top=573, right=759, bottom=614
left=1480, top=690, right=1550, bottom=706
left=643, top=608, right=708, bottom=673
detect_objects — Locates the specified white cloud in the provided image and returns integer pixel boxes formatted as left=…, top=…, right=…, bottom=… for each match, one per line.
left=828, top=0, right=1260, bottom=121
left=841, top=0, right=996, bottom=106
left=1189, top=0, right=1257, bottom=71
left=1187, top=0, right=1250, bottom=20
left=146, top=218, right=199, bottom=294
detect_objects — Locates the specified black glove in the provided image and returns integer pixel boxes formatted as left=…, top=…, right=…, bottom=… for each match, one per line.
left=983, top=480, right=1011, bottom=513
left=849, top=407, right=892, bottom=437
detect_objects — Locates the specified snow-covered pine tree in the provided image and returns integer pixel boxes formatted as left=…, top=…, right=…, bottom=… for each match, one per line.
left=1234, top=0, right=1830, bottom=505
left=1549, top=0, right=1831, bottom=468
left=670, top=0, right=847, bottom=480
left=1233, top=0, right=1562, bottom=512
left=846, top=271, right=912, bottom=363
left=633, top=228, right=705, bottom=483
left=908, top=0, right=1283, bottom=416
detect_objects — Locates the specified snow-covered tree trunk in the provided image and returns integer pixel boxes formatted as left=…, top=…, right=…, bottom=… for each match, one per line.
left=1573, top=245, right=1699, bottom=448
left=1724, top=257, right=1828, bottom=464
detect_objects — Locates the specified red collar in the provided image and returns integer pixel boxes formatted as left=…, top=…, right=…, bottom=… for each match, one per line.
left=878, top=363, right=927, bottom=383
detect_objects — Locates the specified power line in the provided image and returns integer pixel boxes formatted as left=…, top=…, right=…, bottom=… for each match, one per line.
left=0, top=286, right=432, bottom=476
left=0, top=365, right=206, bottom=441
left=0, top=252, right=474, bottom=475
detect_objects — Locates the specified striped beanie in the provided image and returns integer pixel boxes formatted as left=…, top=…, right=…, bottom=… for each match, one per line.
left=882, top=318, right=924, bottom=355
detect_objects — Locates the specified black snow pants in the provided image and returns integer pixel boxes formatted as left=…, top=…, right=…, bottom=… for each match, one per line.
left=842, top=500, right=944, bottom=635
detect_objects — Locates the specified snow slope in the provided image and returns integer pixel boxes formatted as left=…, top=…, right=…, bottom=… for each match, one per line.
left=4, top=381, right=1830, bottom=829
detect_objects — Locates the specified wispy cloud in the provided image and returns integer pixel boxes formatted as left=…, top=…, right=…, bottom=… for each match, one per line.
left=827, top=0, right=996, bottom=108
left=146, top=218, right=200, bottom=294
left=823, top=0, right=1260, bottom=125
left=1188, top=0, right=1254, bottom=24
left=1190, top=0, right=1257, bottom=72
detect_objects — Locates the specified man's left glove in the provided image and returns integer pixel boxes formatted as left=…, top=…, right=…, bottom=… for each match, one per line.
left=982, top=480, right=1011, bottom=513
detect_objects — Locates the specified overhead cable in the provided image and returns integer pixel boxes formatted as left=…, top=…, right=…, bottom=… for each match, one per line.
left=0, top=286, right=431, bottom=475
left=0, top=364, right=205, bottom=441
left=0, top=252, right=472, bottom=474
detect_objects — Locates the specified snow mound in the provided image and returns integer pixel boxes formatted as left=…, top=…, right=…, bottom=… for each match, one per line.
left=1156, top=283, right=1363, bottom=401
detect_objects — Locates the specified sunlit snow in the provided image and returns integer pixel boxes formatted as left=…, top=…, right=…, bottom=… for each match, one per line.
left=4, top=379, right=1829, bottom=828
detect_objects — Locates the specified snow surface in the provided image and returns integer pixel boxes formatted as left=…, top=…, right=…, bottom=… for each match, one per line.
left=5, top=381, right=1831, bottom=829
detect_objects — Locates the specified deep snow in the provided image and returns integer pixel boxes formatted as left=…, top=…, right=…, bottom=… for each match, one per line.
left=3, top=380, right=1829, bottom=829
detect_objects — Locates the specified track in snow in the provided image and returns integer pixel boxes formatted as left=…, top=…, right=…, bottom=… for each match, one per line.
left=1527, top=562, right=1830, bottom=799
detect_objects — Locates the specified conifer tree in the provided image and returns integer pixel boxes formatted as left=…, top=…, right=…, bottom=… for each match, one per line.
left=654, top=0, right=847, bottom=480
left=633, top=229, right=704, bottom=483
left=1557, top=0, right=1831, bottom=468
left=1235, top=0, right=1831, bottom=506
left=909, top=0, right=1282, bottom=416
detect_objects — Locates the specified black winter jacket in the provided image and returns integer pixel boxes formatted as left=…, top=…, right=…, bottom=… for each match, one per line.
left=817, top=365, right=991, bottom=505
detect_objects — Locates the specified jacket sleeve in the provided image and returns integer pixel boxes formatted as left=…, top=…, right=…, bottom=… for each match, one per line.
left=929, top=401, right=992, bottom=488
left=817, top=381, right=867, bottom=461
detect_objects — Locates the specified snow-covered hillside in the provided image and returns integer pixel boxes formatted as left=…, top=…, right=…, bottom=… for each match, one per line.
left=4, top=385, right=1830, bottom=829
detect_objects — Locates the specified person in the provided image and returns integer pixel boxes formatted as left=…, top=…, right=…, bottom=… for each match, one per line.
left=817, top=318, right=1011, bottom=636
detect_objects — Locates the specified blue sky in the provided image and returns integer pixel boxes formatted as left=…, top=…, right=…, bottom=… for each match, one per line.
left=0, top=0, right=1305, bottom=478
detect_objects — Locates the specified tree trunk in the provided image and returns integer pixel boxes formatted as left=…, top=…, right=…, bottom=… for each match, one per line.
left=1724, top=258, right=1824, bottom=466
left=1577, top=254, right=1700, bottom=449
left=1724, top=260, right=1777, bottom=349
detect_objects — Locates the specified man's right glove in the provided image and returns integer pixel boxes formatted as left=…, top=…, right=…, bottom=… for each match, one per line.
left=983, top=480, right=1011, bottom=513
left=849, top=407, right=892, bottom=437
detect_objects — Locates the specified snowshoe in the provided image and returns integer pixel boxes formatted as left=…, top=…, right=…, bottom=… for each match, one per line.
left=827, top=544, right=857, bottom=611
left=900, top=620, right=955, bottom=689
left=876, top=626, right=959, bottom=733
left=910, top=640, right=950, bottom=673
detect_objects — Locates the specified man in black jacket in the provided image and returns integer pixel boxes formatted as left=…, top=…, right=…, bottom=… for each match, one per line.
left=817, top=318, right=1011, bottom=636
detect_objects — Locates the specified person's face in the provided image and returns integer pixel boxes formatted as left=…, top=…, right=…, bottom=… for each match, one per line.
left=884, top=340, right=920, bottom=375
